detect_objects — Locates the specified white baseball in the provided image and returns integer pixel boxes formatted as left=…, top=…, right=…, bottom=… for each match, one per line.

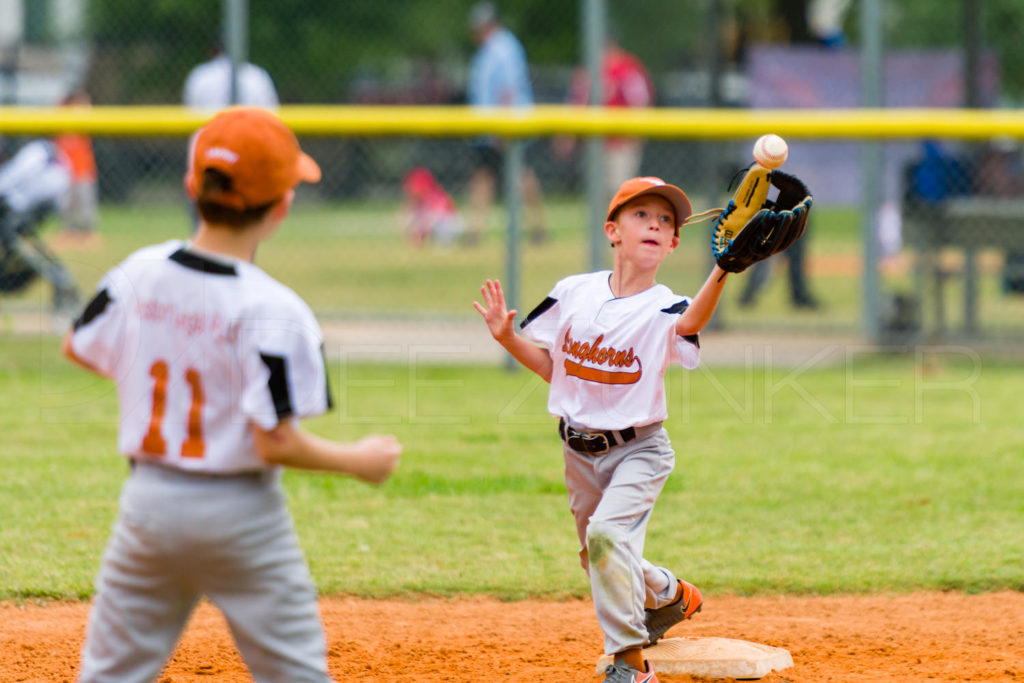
left=753, top=134, right=788, bottom=169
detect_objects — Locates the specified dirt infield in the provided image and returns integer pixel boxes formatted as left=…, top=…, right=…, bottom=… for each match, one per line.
left=2, top=591, right=1022, bottom=682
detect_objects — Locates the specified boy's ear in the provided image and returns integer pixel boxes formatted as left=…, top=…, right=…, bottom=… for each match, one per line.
left=183, top=171, right=197, bottom=199
left=670, top=233, right=679, bottom=250
left=604, top=220, right=620, bottom=245
left=270, top=189, right=295, bottom=220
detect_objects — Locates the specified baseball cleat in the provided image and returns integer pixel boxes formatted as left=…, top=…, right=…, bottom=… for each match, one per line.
left=644, top=579, right=703, bottom=647
left=600, top=661, right=659, bottom=683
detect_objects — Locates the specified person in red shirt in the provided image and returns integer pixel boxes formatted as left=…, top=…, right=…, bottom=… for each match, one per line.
left=400, top=167, right=465, bottom=246
left=555, top=37, right=655, bottom=196
left=53, top=88, right=101, bottom=249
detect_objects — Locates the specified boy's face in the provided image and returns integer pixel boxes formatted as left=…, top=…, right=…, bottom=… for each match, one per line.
left=605, top=195, right=679, bottom=265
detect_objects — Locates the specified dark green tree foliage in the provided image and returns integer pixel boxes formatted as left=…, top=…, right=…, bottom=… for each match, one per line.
left=85, top=0, right=1024, bottom=104
left=84, top=0, right=706, bottom=104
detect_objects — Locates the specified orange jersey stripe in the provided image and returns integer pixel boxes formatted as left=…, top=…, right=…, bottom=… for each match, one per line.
left=564, top=358, right=642, bottom=385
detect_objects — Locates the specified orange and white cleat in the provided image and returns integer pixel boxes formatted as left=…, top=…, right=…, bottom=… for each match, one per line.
left=644, top=579, right=703, bottom=646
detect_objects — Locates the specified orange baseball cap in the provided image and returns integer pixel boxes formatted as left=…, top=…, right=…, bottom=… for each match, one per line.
left=606, top=176, right=692, bottom=231
left=186, top=107, right=321, bottom=211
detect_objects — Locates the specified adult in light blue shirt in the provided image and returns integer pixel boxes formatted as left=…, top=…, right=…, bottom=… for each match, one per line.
left=465, top=2, right=547, bottom=245
left=468, top=17, right=533, bottom=108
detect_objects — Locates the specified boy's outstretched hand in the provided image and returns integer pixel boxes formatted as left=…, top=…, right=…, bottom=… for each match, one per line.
left=473, top=279, right=554, bottom=382
left=473, top=279, right=517, bottom=343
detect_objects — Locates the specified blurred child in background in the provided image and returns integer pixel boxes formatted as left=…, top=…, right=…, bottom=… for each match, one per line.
left=53, top=88, right=101, bottom=249
left=400, top=167, right=464, bottom=246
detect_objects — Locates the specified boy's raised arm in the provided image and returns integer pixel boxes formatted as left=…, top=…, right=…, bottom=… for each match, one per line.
left=474, top=279, right=553, bottom=382
left=675, top=265, right=730, bottom=337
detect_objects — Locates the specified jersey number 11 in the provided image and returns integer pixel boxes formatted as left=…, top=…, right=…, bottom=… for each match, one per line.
left=141, top=360, right=206, bottom=459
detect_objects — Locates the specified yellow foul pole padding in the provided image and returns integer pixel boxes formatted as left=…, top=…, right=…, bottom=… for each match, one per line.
left=2, top=105, right=1024, bottom=139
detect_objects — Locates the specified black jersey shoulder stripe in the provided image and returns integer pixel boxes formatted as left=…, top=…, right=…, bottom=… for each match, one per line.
left=520, top=296, right=557, bottom=329
left=260, top=353, right=294, bottom=420
left=169, top=249, right=238, bottom=276
left=660, top=299, right=690, bottom=315
left=661, top=300, right=699, bottom=347
left=320, top=343, right=334, bottom=411
left=73, top=288, right=113, bottom=331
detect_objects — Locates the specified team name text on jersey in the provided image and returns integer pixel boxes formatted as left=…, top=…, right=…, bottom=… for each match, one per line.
left=562, top=327, right=642, bottom=385
left=135, top=298, right=240, bottom=344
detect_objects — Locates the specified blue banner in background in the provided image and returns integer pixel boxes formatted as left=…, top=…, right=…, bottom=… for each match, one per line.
left=747, top=46, right=1000, bottom=205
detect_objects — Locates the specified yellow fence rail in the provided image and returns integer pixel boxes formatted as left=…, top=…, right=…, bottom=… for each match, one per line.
left=2, top=105, right=1024, bottom=139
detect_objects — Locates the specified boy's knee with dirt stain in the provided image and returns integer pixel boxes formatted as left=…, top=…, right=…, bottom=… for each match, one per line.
left=586, top=520, right=623, bottom=572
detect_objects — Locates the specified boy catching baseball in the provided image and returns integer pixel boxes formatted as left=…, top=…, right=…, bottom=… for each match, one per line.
left=475, top=171, right=810, bottom=682
left=64, top=108, right=401, bottom=682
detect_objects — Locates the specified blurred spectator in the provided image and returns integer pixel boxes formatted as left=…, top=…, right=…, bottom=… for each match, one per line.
left=737, top=234, right=819, bottom=310
left=554, top=35, right=655, bottom=196
left=908, top=140, right=972, bottom=205
left=0, top=140, right=72, bottom=221
left=807, top=0, right=852, bottom=47
left=973, top=137, right=1024, bottom=198
left=973, top=137, right=1024, bottom=293
left=53, top=88, right=101, bottom=250
left=740, top=0, right=835, bottom=310
left=183, top=43, right=280, bottom=231
left=183, top=42, right=279, bottom=110
left=466, top=1, right=547, bottom=245
left=0, top=138, right=80, bottom=315
left=400, top=167, right=464, bottom=247
left=775, top=0, right=852, bottom=46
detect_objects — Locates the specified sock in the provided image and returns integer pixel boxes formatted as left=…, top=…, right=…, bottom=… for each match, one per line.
left=643, top=566, right=673, bottom=606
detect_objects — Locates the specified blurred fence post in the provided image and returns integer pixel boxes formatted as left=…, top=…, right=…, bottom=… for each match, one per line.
left=504, top=140, right=524, bottom=371
left=964, top=0, right=982, bottom=109
left=0, top=38, right=15, bottom=157
left=705, top=0, right=726, bottom=331
left=963, top=0, right=983, bottom=334
left=223, top=0, right=248, bottom=105
left=582, top=0, right=607, bottom=273
left=860, top=0, right=883, bottom=341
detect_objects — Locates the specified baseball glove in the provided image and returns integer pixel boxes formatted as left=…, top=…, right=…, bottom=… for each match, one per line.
left=711, top=167, right=813, bottom=274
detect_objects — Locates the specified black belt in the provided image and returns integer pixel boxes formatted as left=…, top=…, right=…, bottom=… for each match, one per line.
left=558, top=418, right=636, bottom=455
left=130, top=459, right=272, bottom=482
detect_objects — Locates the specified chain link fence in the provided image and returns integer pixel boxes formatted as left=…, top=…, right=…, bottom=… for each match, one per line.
left=3, top=1, right=1024, bottom=346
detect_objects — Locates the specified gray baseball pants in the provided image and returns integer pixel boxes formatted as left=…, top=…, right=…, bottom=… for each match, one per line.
left=563, top=423, right=680, bottom=655
left=78, top=462, right=331, bottom=682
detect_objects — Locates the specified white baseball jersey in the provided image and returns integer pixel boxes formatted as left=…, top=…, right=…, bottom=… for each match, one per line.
left=69, top=240, right=331, bottom=473
left=521, top=270, right=700, bottom=431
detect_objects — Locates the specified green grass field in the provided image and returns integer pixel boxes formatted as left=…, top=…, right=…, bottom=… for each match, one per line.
left=2, top=333, right=1021, bottom=602
left=8, top=200, right=879, bottom=331
left=8, top=181, right=1024, bottom=345
left=13, top=196, right=1024, bottom=337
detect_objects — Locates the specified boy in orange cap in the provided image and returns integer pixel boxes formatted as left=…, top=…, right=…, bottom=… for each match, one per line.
left=475, top=176, right=729, bottom=683
left=64, top=108, right=401, bottom=682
